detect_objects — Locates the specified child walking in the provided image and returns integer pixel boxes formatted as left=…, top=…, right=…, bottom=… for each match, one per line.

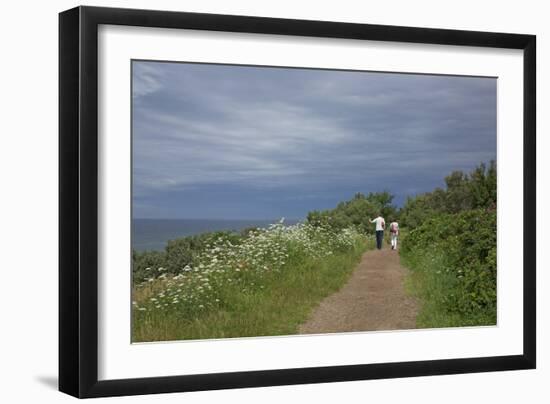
left=389, top=220, right=399, bottom=250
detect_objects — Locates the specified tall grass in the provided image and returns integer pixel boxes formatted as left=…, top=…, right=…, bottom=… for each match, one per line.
left=132, top=222, right=372, bottom=342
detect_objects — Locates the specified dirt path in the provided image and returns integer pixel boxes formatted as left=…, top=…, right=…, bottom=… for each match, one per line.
left=299, top=246, right=418, bottom=334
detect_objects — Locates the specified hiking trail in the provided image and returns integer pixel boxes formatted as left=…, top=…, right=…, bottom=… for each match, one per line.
left=299, top=246, right=418, bottom=334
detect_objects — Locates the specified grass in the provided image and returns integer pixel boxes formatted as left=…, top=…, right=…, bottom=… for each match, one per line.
left=132, top=233, right=373, bottom=342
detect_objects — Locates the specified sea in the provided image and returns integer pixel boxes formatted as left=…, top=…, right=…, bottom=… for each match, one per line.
left=132, top=218, right=301, bottom=252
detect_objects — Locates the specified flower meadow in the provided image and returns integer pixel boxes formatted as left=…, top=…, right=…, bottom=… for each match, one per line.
left=132, top=221, right=372, bottom=341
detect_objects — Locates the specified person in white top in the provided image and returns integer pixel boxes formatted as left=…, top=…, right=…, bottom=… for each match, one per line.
left=370, top=215, right=385, bottom=250
left=389, top=220, right=399, bottom=250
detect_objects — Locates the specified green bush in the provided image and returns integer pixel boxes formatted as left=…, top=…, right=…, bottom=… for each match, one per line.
left=401, top=208, right=496, bottom=327
left=400, top=161, right=496, bottom=228
left=132, top=250, right=166, bottom=284
left=132, top=231, right=243, bottom=285
left=165, top=231, right=241, bottom=274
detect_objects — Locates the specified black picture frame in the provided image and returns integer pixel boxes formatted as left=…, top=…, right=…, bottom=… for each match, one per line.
left=59, top=5, right=536, bottom=398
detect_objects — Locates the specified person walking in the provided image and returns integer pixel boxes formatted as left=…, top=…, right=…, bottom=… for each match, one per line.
left=389, top=220, right=399, bottom=250
left=370, top=215, right=385, bottom=250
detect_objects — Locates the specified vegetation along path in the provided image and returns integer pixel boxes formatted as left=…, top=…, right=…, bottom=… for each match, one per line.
left=299, top=246, right=418, bottom=334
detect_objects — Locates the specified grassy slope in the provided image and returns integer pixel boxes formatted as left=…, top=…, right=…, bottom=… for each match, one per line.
left=133, top=238, right=372, bottom=342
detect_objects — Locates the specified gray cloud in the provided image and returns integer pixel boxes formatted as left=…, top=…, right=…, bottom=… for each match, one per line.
left=132, top=61, right=496, bottom=218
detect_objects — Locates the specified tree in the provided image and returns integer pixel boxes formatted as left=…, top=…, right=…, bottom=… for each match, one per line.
left=307, top=191, right=397, bottom=234
left=398, top=161, right=496, bottom=228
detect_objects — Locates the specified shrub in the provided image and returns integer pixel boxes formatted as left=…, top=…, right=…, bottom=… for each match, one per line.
left=401, top=208, right=496, bottom=327
left=132, top=231, right=243, bottom=285
left=400, top=161, right=496, bottom=228
left=132, top=250, right=166, bottom=284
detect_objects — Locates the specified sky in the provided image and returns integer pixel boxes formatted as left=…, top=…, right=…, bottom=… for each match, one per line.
left=132, top=60, right=496, bottom=220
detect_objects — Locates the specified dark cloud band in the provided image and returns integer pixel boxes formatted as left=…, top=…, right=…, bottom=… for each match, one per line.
left=132, top=61, right=496, bottom=219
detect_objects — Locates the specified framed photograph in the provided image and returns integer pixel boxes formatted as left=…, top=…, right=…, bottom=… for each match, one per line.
left=59, top=6, right=536, bottom=398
